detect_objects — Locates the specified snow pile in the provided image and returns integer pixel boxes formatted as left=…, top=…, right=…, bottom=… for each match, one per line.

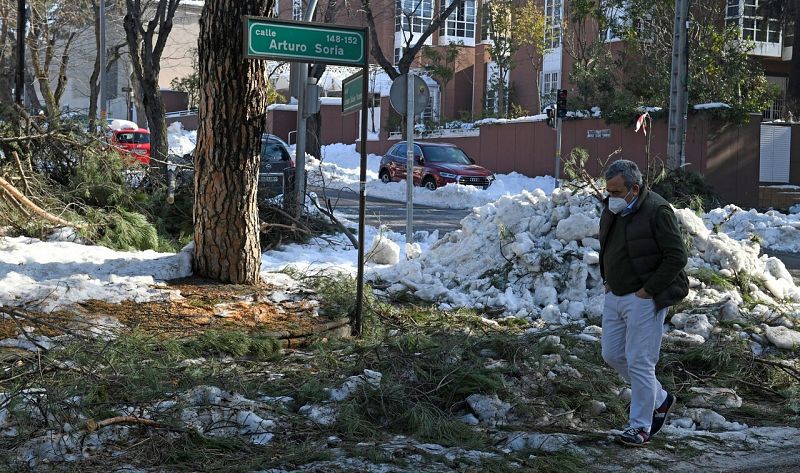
left=374, top=188, right=605, bottom=320
left=704, top=205, right=800, bottom=253
left=374, top=188, right=800, bottom=344
left=167, top=121, right=197, bottom=156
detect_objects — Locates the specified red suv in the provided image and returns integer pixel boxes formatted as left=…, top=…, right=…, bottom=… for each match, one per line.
left=379, top=142, right=495, bottom=190
left=110, top=128, right=151, bottom=165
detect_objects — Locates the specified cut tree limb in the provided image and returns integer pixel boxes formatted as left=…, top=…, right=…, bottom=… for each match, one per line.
left=0, top=176, right=78, bottom=228
left=85, top=416, right=161, bottom=432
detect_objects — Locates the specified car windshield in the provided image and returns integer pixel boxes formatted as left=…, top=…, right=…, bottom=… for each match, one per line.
left=263, top=141, right=290, bottom=161
left=422, top=146, right=472, bottom=165
left=116, top=132, right=150, bottom=144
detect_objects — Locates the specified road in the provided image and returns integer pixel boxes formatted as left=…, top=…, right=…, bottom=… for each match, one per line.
left=317, top=188, right=800, bottom=280
left=314, top=187, right=469, bottom=235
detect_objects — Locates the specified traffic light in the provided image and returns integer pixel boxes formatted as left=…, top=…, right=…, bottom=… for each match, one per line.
left=546, top=107, right=556, bottom=128
left=556, top=89, right=568, bottom=118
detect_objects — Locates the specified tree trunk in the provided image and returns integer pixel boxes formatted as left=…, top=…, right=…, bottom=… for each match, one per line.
left=23, top=66, right=43, bottom=113
left=141, top=75, right=168, bottom=173
left=193, top=0, right=271, bottom=284
left=88, top=1, right=102, bottom=132
left=0, top=58, right=13, bottom=105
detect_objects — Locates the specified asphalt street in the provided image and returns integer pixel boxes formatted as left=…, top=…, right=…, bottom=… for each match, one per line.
left=315, top=187, right=800, bottom=282
left=312, top=187, right=470, bottom=235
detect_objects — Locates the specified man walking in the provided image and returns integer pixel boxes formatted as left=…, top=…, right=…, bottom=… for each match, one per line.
left=598, top=159, right=689, bottom=446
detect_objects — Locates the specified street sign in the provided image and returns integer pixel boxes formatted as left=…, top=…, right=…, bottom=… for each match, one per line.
left=244, top=17, right=366, bottom=66
left=389, top=74, right=429, bottom=115
left=342, top=71, right=363, bottom=115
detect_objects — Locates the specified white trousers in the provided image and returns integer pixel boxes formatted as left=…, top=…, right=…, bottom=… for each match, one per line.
left=601, top=292, right=668, bottom=432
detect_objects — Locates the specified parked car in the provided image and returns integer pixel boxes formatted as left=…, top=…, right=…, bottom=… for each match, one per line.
left=379, top=141, right=495, bottom=190
left=110, top=127, right=151, bottom=165
left=257, top=134, right=295, bottom=200
left=174, top=134, right=295, bottom=200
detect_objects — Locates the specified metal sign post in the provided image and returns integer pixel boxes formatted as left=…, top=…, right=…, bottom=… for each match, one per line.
left=244, top=16, right=369, bottom=335
left=388, top=74, right=429, bottom=247
left=555, top=117, right=562, bottom=188
left=405, top=73, right=415, bottom=246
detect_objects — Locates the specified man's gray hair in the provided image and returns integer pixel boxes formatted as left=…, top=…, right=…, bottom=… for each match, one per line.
left=605, top=159, right=643, bottom=189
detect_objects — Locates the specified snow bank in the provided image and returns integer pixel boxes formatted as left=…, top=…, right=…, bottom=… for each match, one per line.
left=704, top=205, right=800, bottom=253
left=0, top=237, right=192, bottom=312
left=374, top=188, right=800, bottom=333
left=374, top=188, right=606, bottom=320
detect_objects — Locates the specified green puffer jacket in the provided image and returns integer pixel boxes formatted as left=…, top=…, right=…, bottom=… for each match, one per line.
left=599, top=187, right=689, bottom=311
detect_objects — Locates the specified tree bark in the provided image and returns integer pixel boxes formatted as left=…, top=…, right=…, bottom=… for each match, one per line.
left=193, top=0, right=271, bottom=284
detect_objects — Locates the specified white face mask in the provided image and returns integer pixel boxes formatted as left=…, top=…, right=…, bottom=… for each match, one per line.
left=607, top=188, right=633, bottom=214
left=608, top=197, right=628, bottom=214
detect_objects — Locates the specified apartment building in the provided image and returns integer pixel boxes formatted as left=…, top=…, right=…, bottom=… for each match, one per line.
left=275, top=0, right=792, bottom=122
left=51, top=1, right=791, bottom=124
left=724, top=0, right=794, bottom=120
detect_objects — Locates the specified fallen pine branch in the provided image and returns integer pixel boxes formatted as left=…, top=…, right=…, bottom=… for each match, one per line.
left=85, top=416, right=161, bottom=432
left=0, top=176, right=79, bottom=228
left=309, top=194, right=358, bottom=249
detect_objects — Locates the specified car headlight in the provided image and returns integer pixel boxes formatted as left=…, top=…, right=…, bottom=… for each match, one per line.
left=440, top=172, right=458, bottom=179
left=488, top=174, right=496, bottom=181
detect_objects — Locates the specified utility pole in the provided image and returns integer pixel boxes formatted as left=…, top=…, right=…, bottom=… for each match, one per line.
left=15, top=0, right=26, bottom=106
left=99, top=0, right=107, bottom=125
left=666, top=0, right=690, bottom=169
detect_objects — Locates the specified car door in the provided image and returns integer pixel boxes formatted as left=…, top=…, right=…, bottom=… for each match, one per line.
left=412, top=145, right=424, bottom=186
left=392, top=143, right=407, bottom=181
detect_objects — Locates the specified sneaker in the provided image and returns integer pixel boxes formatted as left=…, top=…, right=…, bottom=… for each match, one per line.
left=618, top=427, right=650, bottom=447
left=650, top=392, right=676, bottom=437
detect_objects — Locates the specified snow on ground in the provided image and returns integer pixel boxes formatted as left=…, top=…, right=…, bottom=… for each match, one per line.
left=0, top=236, right=193, bottom=312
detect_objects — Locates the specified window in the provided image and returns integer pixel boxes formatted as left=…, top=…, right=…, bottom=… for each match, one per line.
left=763, top=76, right=787, bottom=121
left=727, top=0, right=781, bottom=44
left=544, top=0, right=562, bottom=48
left=540, top=71, right=559, bottom=108
left=394, top=47, right=402, bottom=65
left=421, top=83, right=440, bottom=123
left=395, top=0, right=433, bottom=35
left=480, top=0, right=510, bottom=44
left=484, top=61, right=507, bottom=114
left=292, top=0, right=303, bottom=21
left=440, top=0, right=476, bottom=39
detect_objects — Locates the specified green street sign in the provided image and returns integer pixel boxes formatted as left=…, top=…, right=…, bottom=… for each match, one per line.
left=244, top=17, right=366, bottom=66
left=342, top=71, right=363, bottom=115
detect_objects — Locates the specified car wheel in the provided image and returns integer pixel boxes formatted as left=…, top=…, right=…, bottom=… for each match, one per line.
left=423, top=177, right=437, bottom=191
left=379, top=169, right=391, bottom=184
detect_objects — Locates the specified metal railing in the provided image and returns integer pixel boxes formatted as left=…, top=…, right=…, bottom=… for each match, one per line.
left=164, top=109, right=198, bottom=118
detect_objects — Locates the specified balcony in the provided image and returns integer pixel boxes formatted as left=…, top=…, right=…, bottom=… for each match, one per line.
left=750, top=41, right=783, bottom=58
